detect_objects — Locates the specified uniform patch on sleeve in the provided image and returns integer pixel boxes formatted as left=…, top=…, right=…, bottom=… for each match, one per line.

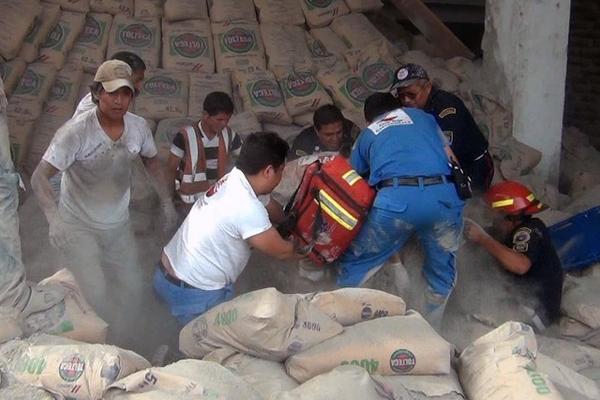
left=439, top=107, right=457, bottom=119
left=512, top=227, right=532, bottom=253
left=513, top=242, right=529, bottom=253
left=443, top=131, right=454, bottom=144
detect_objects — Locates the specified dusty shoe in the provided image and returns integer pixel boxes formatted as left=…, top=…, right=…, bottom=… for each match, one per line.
left=17, top=283, right=65, bottom=318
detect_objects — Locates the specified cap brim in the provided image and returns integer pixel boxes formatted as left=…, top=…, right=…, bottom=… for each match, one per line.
left=101, top=79, right=134, bottom=93
left=391, top=78, right=422, bottom=91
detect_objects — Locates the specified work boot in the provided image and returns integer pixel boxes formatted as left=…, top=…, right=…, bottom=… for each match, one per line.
left=17, top=283, right=65, bottom=318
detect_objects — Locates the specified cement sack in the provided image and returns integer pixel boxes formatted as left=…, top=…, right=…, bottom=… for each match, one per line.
left=77, top=73, right=95, bottom=101
left=164, top=0, right=208, bottom=22
left=494, top=138, right=542, bottom=179
left=538, top=335, right=600, bottom=380
left=0, top=337, right=150, bottom=400
left=107, top=15, right=161, bottom=68
left=18, top=3, right=62, bottom=63
left=7, top=118, right=36, bottom=167
left=188, top=72, right=232, bottom=117
left=0, top=0, right=41, bottom=61
left=457, top=321, right=564, bottom=400
left=304, top=31, right=339, bottom=71
left=255, top=0, right=305, bottom=26
left=273, top=64, right=332, bottom=117
left=535, top=353, right=600, bottom=400
left=342, top=107, right=366, bottom=128
left=6, top=63, right=58, bottom=121
left=135, top=0, right=163, bottom=18
left=561, top=276, right=600, bottom=330
left=21, top=269, right=109, bottom=343
left=208, top=0, right=256, bottom=23
left=90, top=0, right=134, bottom=15
left=179, top=287, right=343, bottom=361
left=562, top=184, right=600, bottom=214
left=162, top=19, right=214, bottom=73
left=104, top=359, right=263, bottom=399
left=317, top=66, right=373, bottom=113
left=344, top=41, right=399, bottom=92
left=286, top=311, right=452, bottom=382
left=234, top=70, right=292, bottom=124
left=154, top=117, right=194, bottom=161
left=260, top=24, right=313, bottom=70
left=70, top=13, right=113, bottom=73
left=445, top=56, right=479, bottom=83
left=229, top=111, right=262, bottom=139
left=263, top=123, right=304, bottom=144
left=0, top=383, right=55, bottom=400
left=134, top=69, right=189, bottom=119
left=24, top=114, right=66, bottom=175
left=304, top=288, right=406, bottom=326
left=43, top=63, right=84, bottom=118
left=39, top=11, right=86, bottom=70
left=276, top=365, right=395, bottom=400
left=428, top=67, right=460, bottom=93
left=374, top=370, right=466, bottom=400
left=330, top=13, right=386, bottom=50
left=299, top=0, right=349, bottom=28
left=309, top=27, right=349, bottom=57
left=212, top=20, right=266, bottom=73
left=292, top=112, right=314, bottom=127
left=464, top=91, right=512, bottom=145
left=344, top=0, right=383, bottom=13
left=51, top=0, right=91, bottom=13
left=0, top=59, right=27, bottom=97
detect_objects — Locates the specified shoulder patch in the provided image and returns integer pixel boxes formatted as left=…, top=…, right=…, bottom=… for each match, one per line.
left=443, top=130, right=454, bottom=145
left=368, top=109, right=413, bottom=135
left=439, top=107, right=457, bottom=119
left=513, top=242, right=529, bottom=253
left=513, top=227, right=532, bottom=244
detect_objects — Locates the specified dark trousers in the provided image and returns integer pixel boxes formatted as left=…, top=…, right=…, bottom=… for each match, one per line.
left=464, top=151, right=494, bottom=192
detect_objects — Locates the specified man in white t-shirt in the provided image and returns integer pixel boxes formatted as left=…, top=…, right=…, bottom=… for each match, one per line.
left=31, top=60, right=175, bottom=342
left=155, top=132, right=304, bottom=324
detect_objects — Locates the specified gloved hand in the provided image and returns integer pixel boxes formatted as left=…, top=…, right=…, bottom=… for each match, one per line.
left=160, top=199, right=178, bottom=233
left=48, top=215, right=70, bottom=249
left=463, top=218, right=488, bottom=243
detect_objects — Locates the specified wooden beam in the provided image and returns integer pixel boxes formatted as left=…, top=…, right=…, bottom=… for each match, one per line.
left=390, top=0, right=476, bottom=59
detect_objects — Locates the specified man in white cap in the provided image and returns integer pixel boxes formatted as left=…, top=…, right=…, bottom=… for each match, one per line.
left=31, top=60, right=175, bottom=342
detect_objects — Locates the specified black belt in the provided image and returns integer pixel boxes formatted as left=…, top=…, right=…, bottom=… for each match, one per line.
left=158, top=261, right=195, bottom=289
left=377, top=175, right=453, bottom=189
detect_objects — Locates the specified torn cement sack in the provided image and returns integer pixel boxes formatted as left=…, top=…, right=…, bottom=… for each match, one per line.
left=21, top=269, right=109, bottom=343
left=162, top=19, right=214, bottom=73
left=188, top=72, right=232, bottom=117
left=164, top=0, right=207, bottom=22
left=0, top=59, right=27, bottom=97
left=255, top=0, right=305, bottom=26
left=229, top=111, right=262, bottom=139
left=317, top=66, right=373, bottom=114
left=208, top=0, right=256, bottom=22
left=179, top=287, right=343, bottom=361
left=134, top=69, right=189, bottom=119
left=39, top=11, right=86, bottom=70
left=0, top=335, right=150, bottom=400
left=535, top=353, right=600, bottom=400
left=6, top=63, right=58, bottom=122
left=69, top=13, right=113, bottom=73
left=276, top=365, right=395, bottom=400
left=286, top=311, right=452, bottom=382
left=299, top=0, right=349, bottom=28
left=260, top=24, right=313, bottom=70
left=0, top=0, right=41, bottom=60
left=374, top=370, right=466, bottom=400
left=344, top=0, right=383, bottom=13
left=303, top=288, right=406, bottom=326
left=104, top=359, right=263, bottom=399
left=233, top=70, right=292, bottom=124
left=90, top=0, right=134, bottom=16
left=273, top=64, right=332, bottom=118
left=330, top=13, right=386, bottom=50
left=18, top=3, right=62, bottom=63
left=134, top=0, right=163, bottom=18
left=212, top=20, right=266, bottom=73
left=344, top=41, right=399, bottom=92
left=43, top=63, right=84, bottom=118
left=107, top=15, right=161, bottom=68
left=457, top=321, right=564, bottom=400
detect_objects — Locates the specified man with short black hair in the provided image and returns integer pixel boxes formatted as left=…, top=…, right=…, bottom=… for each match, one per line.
left=288, top=104, right=360, bottom=160
left=167, top=91, right=242, bottom=210
left=155, top=132, right=303, bottom=324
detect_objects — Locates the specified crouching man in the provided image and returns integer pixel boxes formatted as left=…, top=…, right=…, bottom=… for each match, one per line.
left=155, top=132, right=304, bottom=324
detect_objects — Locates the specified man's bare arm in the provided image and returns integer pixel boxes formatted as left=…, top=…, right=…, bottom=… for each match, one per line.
left=265, top=197, right=286, bottom=225
left=142, top=155, right=178, bottom=231
left=248, top=227, right=303, bottom=260
left=31, top=160, right=60, bottom=223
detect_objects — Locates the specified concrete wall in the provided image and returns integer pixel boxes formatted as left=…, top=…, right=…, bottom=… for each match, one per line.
left=482, top=0, right=571, bottom=184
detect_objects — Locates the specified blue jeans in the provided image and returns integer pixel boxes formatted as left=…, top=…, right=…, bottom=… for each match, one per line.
left=153, top=265, right=234, bottom=325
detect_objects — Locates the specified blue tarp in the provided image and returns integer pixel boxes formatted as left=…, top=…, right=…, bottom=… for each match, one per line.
left=549, top=206, right=600, bottom=271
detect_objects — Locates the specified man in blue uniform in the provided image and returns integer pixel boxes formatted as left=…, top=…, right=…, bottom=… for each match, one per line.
left=390, top=63, right=494, bottom=191
left=339, top=93, right=465, bottom=330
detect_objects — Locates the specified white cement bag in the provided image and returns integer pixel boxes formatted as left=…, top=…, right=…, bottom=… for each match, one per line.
left=309, top=27, right=349, bottom=57
left=537, top=335, right=600, bottom=373
left=208, top=0, right=256, bottom=22
left=7, top=118, right=36, bottom=167
left=43, top=63, right=84, bottom=118
left=561, top=276, right=600, bottom=329
left=286, top=311, right=452, bottom=382
left=70, top=13, right=113, bottom=73
left=164, top=0, right=208, bottom=21
left=374, top=370, right=466, bottom=400
left=107, top=15, right=161, bottom=68
left=25, top=114, right=66, bottom=175
left=45, top=0, right=91, bottom=13
left=162, top=19, right=214, bottom=73
left=154, top=117, right=194, bottom=161
left=229, top=111, right=262, bottom=139
left=0, top=383, right=55, bottom=400
left=330, top=13, right=386, bottom=49
left=212, top=20, right=266, bottom=73
left=104, top=359, right=263, bottom=399
left=19, top=3, right=62, bottom=63
left=263, top=123, right=304, bottom=144
left=234, top=70, right=292, bottom=124
left=273, top=64, right=332, bottom=117
left=292, top=112, right=314, bottom=127
left=300, top=0, right=349, bottom=28
left=261, top=24, right=313, bottom=70
left=135, top=0, right=163, bottom=18
left=188, top=72, right=232, bottom=117
left=344, top=41, right=399, bottom=92
left=90, top=0, right=134, bottom=15
left=317, top=66, right=372, bottom=113
left=304, top=31, right=339, bottom=70
left=0, top=0, right=41, bottom=60
left=535, top=353, right=600, bottom=400
left=134, top=69, right=189, bottom=119
left=0, top=336, right=150, bottom=400
left=255, top=0, right=305, bottom=25
left=39, top=11, right=87, bottom=70
left=304, top=288, right=406, bottom=326
left=344, top=0, right=383, bottom=12
left=458, top=321, right=564, bottom=400
left=0, top=59, right=28, bottom=97
left=6, top=63, right=58, bottom=121
left=179, top=288, right=343, bottom=361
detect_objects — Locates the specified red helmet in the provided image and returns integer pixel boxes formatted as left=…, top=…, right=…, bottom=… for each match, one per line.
left=485, top=181, right=547, bottom=215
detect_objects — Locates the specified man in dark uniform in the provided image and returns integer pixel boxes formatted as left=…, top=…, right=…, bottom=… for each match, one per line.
left=390, top=63, right=494, bottom=191
left=464, top=180, right=564, bottom=331
left=288, top=104, right=360, bottom=160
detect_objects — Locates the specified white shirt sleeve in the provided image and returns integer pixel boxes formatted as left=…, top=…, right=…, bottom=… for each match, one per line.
left=139, top=122, right=158, bottom=158
left=42, top=124, right=81, bottom=171
left=236, top=199, right=272, bottom=240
